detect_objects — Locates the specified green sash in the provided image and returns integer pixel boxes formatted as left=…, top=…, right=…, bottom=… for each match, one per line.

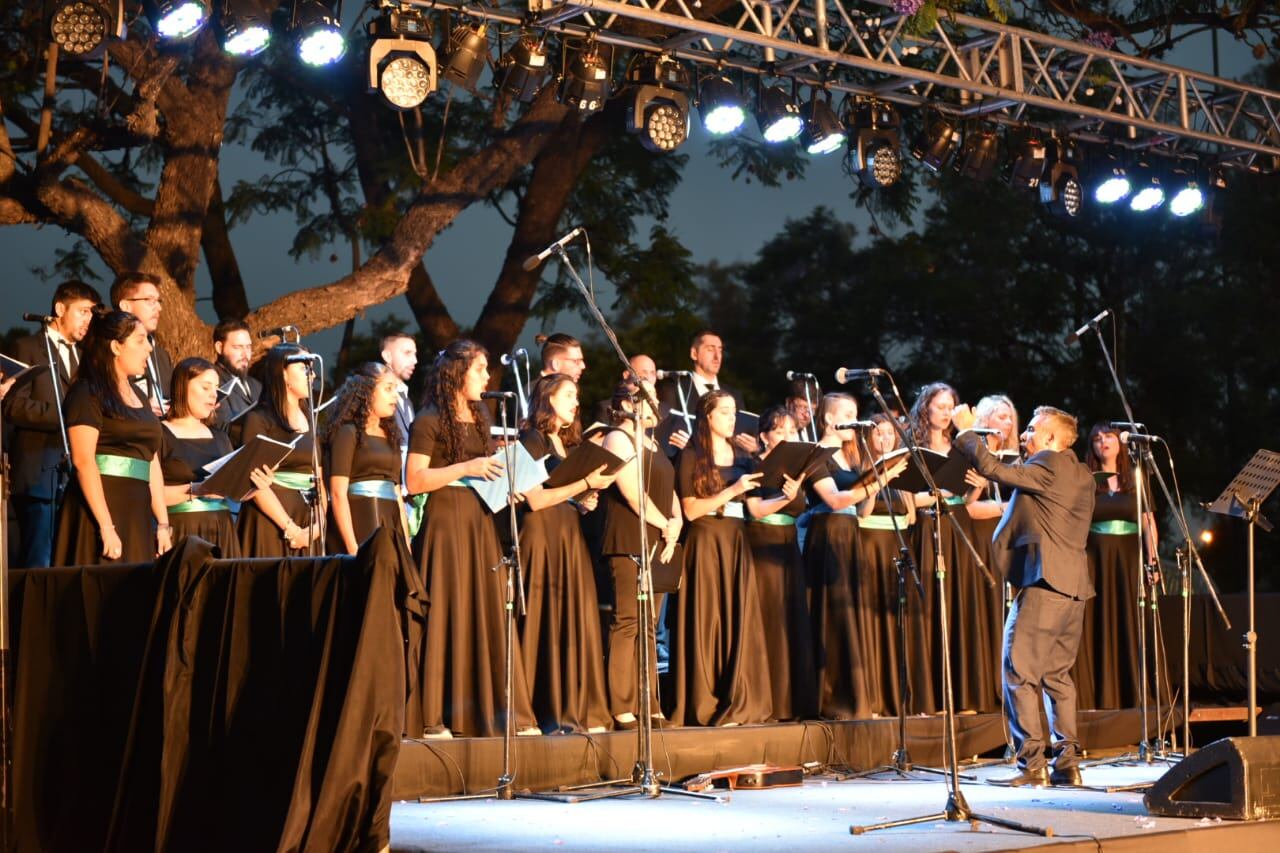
left=859, top=514, right=912, bottom=531
left=95, top=454, right=149, bottom=481
left=273, top=471, right=314, bottom=491
left=751, top=513, right=796, bottom=526
left=1091, top=519, right=1139, bottom=535
left=169, top=497, right=231, bottom=514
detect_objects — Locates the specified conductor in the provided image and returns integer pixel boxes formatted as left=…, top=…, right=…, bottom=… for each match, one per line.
left=952, top=403, right=1096, bottom=787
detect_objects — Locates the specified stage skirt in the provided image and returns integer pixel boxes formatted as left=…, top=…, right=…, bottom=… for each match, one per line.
left=53, top=472, right=154, bottom=566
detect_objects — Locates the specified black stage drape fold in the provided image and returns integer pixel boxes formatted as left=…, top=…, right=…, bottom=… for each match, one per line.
left=11, top=528, right=426, bottom=853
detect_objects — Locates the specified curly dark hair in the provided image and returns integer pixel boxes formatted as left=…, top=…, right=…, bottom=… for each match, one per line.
left=423, top=340, right=489, bottom=464
left=74, top=310, right=143, bottom=420
left=522, top=373, right=582, bottom=448
left=909, top=381, right=958, bottom=449
left=322, top=362, right=402, bottom=451
left=1086, top=422, right=1134, bottom=493
left=690, top=389, right=736, bottom=498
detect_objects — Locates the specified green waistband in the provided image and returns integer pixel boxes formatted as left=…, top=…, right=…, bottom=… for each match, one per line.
left=944, top=494, right=967, bottom=506
left=859, top=514, right=912, bottom=531
left=1091, top=519, right=1140, bottom=535
left=349, top=479, right=400, bottom=501
left=95, top=454, right=149, bottom=482
left=273, top=471, right=314, bottom=491
left=169, top=497, right=231, bottom=514
left=751, top=513, right=796, bottom=526
left=810, top=505, right=859, bottom=517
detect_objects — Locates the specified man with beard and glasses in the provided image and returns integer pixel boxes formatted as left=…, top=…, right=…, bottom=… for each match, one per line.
left=111, top=271, right=171, bottom=415
left=211, top=319, right=261, bottom=430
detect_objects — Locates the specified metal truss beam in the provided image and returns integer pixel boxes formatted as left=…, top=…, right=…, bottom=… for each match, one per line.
left=407, top=0, right=1280, bottom=170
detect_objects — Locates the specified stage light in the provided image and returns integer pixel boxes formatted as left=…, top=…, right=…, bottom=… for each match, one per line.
left=146, top=0, right=209, bottom=40
left=1167, top=162, right=1205, bottom=218
left=294, top=1, right=344, bottom=66
left=1092, top=150, right=1130, bottom=204
left=846, top=100, right=902, bottom=188
left=559, top=42, right=610, bottom=113
left=755, top=85, right=803, bottom=143
left=367, top=8, right=436, bottom=111
left=698, top=74, right=746, bottom=136
left=1007, top=128, right=1048, bottom=189
left=626, top=55, right=692, bottom=154
left=911, top=112, right=960, bottom=172
left=1040, top=138, right=1083, bottom=218
left=1199, top=529, right=1214, bottom=546
left=498, top=32, right=551, bottom=103
left=800, top=92, right=845, bottom=156
left=50, top=0, right=123, bottom=59
left=441, top=22, right=489, bottom=92
left=218, top=0, right=271, bottom=57
left=957, top=123, right=999, bottom=181
left=1128, top=161, right=1164, bottom=212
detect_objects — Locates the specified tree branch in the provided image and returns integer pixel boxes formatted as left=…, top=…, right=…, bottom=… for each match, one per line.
left=74, top=153, right=154, bottom=216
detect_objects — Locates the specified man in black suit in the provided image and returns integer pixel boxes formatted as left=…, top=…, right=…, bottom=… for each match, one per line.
left=656, top=330, right=756, bottom=453
left=211, top=319, right=261, bottom=429
left=952, top=403, right=1096, bottom=788
left=4, top=280, right=102, bottom=567
left=111, top=271, right=171, bottom=415
left=380, top=331, right=418, bottom=449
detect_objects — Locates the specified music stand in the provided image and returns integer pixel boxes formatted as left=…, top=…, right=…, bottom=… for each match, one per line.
left=1206, top=449, right=1280, bottom=737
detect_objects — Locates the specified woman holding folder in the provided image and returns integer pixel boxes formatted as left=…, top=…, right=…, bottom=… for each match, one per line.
left=406, top=340, right=538, bottom=739
left=745, top=406, right=818, bottom=721
left=53, top=310, right=171, bottom=565
left=323, top=362, right=408, bottom=554
left=516, top=374, right=616, bottom=733
left=236, top=343, right=321, bottom=557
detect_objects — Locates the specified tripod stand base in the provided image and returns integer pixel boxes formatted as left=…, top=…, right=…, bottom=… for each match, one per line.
left=850, top=790, right=1053, bottom=837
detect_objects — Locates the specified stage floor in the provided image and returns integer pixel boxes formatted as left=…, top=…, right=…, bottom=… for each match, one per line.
left=389, top=761, right=1280, bottom=852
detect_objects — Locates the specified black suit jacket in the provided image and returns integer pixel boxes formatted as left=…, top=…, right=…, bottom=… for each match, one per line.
left=211, top=363, right=262, bottom=430
left=3, top=332, right=75, bottom=499
left=393, top=390, right=413, bottom=448
left=131, top=338, right=173, bottom=407
left=655, top=376, right=744, bottom=413
left=954, top=430, right=1096, bottom=600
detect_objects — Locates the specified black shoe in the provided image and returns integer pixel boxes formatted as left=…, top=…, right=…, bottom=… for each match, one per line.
left=998, top=767, right=1049, bottom=787
left=1049, top=765, right=1083, bottom=787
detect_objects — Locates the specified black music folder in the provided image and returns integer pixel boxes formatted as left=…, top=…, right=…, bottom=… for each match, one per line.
left=542, top=441, right=631, bottom=490
left=755, top=442, right=837, bottom=491
left=0, top=354, right=48, bottom=388
left=874, top=446, right=972, bottom=494
left=194, top=433, right=303, bottom=501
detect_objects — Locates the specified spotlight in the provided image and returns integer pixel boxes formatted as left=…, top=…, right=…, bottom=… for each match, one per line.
left=145, top=0, right=209, bottom=40
left=846, top=100, right=902, bottom=188
left=50, top=0, right=123, bottom=59
left=1128, top=160, right=1165, bottom=212
left=1199, top=529, right=1214, bottom=546
left=626, top=55, right=691, bottom=154
left=294, top=1, right=344, bottom=66
left=755, top=84, right=803, bottom=143
left=1092, top=150, right=1130, bottom=204
left=1040, top=138, right=1083, bottom=218
left=441, top=22, right=489, bottom=92
left=367, top=8, right=436, bottom=111
left=218, top=0, right=271, bottom=57
left=698, top=74, right=746, bottom=136
left=498, top=32, right=551, bottom=103
left=800, top=92, right=845, bottom=156
left=911, top=112, right=961, bottom=172
left=1167, top=162, right=1205, bottom=217
left=559, top=42, right=610, bottom=113
left=956, top=124, right=999, bottom=181
left=1007, top=128, right=1048, bottom=189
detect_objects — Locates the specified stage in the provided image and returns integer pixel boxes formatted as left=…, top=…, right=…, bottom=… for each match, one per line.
left=388, top=761, right=1280, bottom=852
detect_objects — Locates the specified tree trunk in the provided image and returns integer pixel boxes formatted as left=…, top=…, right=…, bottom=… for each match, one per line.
left=203, top=178, right=250, bottom=320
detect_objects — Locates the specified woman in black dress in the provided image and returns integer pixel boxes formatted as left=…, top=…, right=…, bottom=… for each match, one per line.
left=744, top=406, right=817, bottom=721
left=1074, top=422, right=1163, bottom=709
left=405, top=340, right=538, bottom=739
left=237, top=343, right=321, bottom=557
left=600, top=379, right=682, bottom=730
left=517, top=374, right=616, bottom=733
left=324, top=362, right=407, bottom=554
left=672, top=389, right=772, bottom=727
left=54, top=310, right=171, bottom=565
left=160, top=357, right=255, bottom=556
left=803, top=393, right=906, bottom=720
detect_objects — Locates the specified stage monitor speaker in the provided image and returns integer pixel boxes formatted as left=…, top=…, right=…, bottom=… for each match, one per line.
left=1144, top=736, right=1280, bottom=821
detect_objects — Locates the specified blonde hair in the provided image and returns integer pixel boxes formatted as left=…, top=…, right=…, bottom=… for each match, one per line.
left=1033, top=405, right=1079, bottom=449
left=975, top=394, right=1019, bottom=453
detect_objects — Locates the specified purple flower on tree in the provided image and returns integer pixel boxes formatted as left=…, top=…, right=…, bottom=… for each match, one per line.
left=1084, top=29, right=1116, bottom=51
left=893, top=0, right=926, bottom=17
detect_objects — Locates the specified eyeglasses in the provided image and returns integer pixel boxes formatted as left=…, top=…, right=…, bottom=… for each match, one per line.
left=124, top=296, right=163, bottom=307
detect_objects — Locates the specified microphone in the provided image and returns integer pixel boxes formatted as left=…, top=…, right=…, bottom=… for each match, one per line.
left=259, top=324, right=299, bottom=340
left=786, top=370, right=817, bottom=381
left=521, top=226, right=584, bottom=271
left=834, top=367, right=884, bottom=384
left=285, top=353, right=320, bottom=364
left=22, top=313, right=53, bottom=323
left=1064, top=309, right=1110, bottom=345
left=481, top=390, right=517, bottom=400
left=1120, top=431, right=1162, bottom=445
left=656, top=369, right=692, bottom=381
left=500, top=348, right=528, bottom=366
left=1109, top=420, right=1146, bottom=431
left=968, top=428, right=1003, bottom=437
left=834, top=420, right=876, bottom=430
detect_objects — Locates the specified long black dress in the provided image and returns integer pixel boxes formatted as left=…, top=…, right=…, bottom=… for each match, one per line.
left=745, top=469, right=817, bottom=721
left=160, top=424, right=240, bottom=557
left=517, top=430, right=611, bottom=733
left=803, top=458, right=871, bottom=720
left=236, top=406, right=316, bottom=558
left=672, top=451, right=772, bottom=727
left=600, top=429, right=675, bottom=722
left=411, top=408, right=536, bottom=737
left=325, top=423, right=404, bottom=553
left=53, top=383, right=162, bottom=566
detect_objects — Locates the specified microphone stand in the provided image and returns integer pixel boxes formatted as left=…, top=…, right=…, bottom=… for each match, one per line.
left=302, top=356, right=325, bottom=555
left=38, top=321, right=73, bottom=562
left=854, top=370, right=1047, bottom=838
